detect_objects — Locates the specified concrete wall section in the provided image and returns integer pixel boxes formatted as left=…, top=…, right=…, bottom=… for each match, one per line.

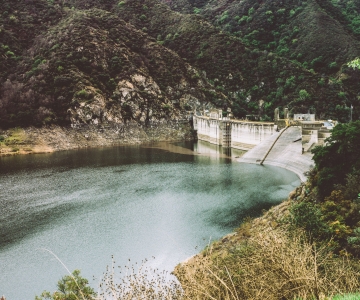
left=194, top=116, right=276, bottom=149
left=231, top=122, right=276, bottom=150
left=196, top=117, right=222, bottom=145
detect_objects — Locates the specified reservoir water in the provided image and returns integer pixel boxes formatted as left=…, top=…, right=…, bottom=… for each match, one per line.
left=0, top=141, right=300, bottom=299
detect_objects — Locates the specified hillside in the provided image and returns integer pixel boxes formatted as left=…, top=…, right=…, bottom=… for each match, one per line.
left=162, top=0, right=360, bottom=73
left=1, top=0, right=360, bottom=130
left=158, top=0, right=360, bottom=120
left=0, top=1, right=224, bottom=128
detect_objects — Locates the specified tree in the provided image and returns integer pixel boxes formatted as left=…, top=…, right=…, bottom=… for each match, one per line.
left=35, top=270, right=96, bottom=300
left=298, top=89, right=310, bottom=101
left=347, top=57, right=360, bottom=69
left=311, top=121, right=360, bottom=197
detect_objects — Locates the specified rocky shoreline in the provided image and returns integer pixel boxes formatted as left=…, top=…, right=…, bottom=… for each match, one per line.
left=0, top=121, right=195, bottom=156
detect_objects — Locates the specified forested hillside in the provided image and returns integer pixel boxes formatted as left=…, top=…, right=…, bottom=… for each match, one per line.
left=1, top=0, right=360, bottom=128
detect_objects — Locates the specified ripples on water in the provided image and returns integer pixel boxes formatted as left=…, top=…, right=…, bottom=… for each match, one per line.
left=0, top=141, right=300, bottom=299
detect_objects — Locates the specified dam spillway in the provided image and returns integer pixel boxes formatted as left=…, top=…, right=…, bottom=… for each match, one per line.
left=193, top=115, right=277, bottom=150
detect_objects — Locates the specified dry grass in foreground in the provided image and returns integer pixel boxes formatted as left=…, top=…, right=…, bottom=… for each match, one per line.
left=97, top=258, right=183, bottom=300
left=174, top=227, right=360, bottom=300
left=35, top=229, right=360, bottom=300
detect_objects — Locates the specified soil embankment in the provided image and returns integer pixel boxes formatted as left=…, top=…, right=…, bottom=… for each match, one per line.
left=0, top=122, right=194, bottom=156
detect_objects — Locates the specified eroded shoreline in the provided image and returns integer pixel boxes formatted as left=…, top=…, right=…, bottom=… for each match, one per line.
left=0, top=123, right=194, bottom=157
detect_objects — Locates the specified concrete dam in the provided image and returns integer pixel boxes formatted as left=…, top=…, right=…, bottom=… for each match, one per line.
left=192, top=114, right=314, bottom=182
left=193, top=115, right=277, bottom=150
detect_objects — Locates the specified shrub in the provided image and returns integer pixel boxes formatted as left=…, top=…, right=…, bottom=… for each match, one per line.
left=219, top=11, right=229, bottom=23
left=35, top=270, right=95, bottom=300
left=162, top=104, right=171, bottom=111
left=312, top=121, right=360, bottom=197
left=347, top=57, right=360, bottom=69
left=318, top=78, right=325, bottom=86
left=289, top=201, right=330, bottom=239
left=338, top=91, right=346, bottom=99
left=50, top=44, right=60, bottom=51
left=75, top=90, right=89, bottom=99
left=329, top=61, right=338, bottom=69
left=238, top=15, right=248, bottom=24
left=299, top=89, right=310, bottom=100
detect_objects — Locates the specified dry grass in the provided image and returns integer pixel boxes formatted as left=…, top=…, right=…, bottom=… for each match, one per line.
left=175, top=228, right=360, bottom=300
left=97, top=258, right=184, bottom=300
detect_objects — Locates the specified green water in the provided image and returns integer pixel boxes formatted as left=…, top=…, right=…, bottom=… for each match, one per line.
left=0, top=141, right=300, bottom=299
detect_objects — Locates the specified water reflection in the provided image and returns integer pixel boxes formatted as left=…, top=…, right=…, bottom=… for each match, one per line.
left=194, top=140, right=245, bottom=159
left=144, top=140, right=245, bottom=160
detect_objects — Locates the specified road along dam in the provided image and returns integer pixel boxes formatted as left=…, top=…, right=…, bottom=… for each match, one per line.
left=193, top=115, right=314, bottom=182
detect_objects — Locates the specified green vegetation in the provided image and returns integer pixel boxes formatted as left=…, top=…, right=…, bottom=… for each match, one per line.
left=332, top=294, right=360, bottom=300
left=114, top=0, right=360, bottom=121
left=347, top=57, right=360, bottom=69
left=35, top=270, right=95, bottom=300
left=286, top=121, right=360, bottom=258
left=312, top=121, right=360, bottom=197
left=1, top=128, right=26, bottom=146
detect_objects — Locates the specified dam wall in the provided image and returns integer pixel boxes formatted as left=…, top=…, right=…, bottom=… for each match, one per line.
left=193, top=116, right=276, bottom=150
left=238, top=126, right=314, bottom=182
left=231, top=121, right=276, bottom=150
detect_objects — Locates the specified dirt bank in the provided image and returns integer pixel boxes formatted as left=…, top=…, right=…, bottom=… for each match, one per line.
left=0, top=121, right=194, bottom=156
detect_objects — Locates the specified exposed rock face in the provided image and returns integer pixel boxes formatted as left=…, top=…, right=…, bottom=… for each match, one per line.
left=0, top=9, right=224, bottom=129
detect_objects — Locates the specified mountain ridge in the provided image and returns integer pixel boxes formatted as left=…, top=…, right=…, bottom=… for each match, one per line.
left=1, top=0, right=359, bottom=130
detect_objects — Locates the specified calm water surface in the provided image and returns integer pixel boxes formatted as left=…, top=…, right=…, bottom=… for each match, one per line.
left=0, top=141, right=300, bottom=299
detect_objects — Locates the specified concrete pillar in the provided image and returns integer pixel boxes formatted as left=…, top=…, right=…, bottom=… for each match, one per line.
left=284, top=107, right=289, bottom=119
left=274, top=108, right=279, bottom=121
